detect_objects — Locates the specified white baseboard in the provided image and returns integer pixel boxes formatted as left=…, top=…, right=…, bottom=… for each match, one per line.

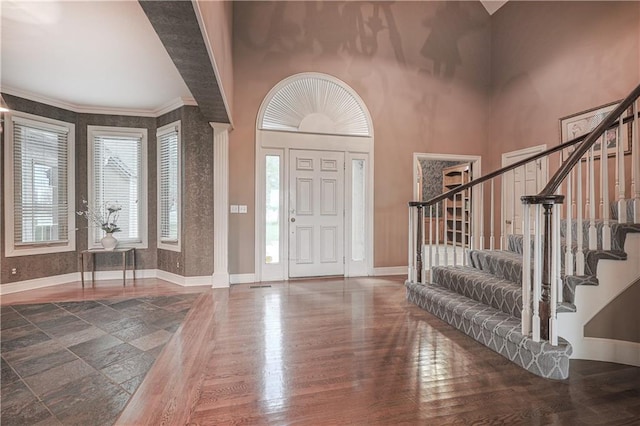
left=0, top=273, right=80, bottom=295
left=373, top=266, right=408, bottom=276
left=572, top=337, right=640, bottom=367
left=212, top=272, right=230, bottom=288
left=155, top=270, right=211, bottom=287
left=230, top=273, right=256, bottom=284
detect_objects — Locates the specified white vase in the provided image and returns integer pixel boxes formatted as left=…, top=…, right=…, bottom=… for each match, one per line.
left=101, top=233, right=118, bottom=251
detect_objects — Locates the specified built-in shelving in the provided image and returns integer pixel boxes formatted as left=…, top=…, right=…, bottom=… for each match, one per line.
left=443, top=163, right=471, bottom=246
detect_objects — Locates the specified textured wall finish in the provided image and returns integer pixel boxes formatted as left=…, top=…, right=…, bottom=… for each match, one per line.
left=156, top=108, right=184, bottom=276
left=76, top=113, right=158, bottom=272
left=419, top=159, right=463, bottom=217
left=1, top=94, right=79, bottom=284
left=181, top=106, right=215, bottom=277
left=139, top=0, right=230, bottom=124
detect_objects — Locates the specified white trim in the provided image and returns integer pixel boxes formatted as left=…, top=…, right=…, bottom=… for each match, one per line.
left=501, top=144, right=548, bottom=239
left=255, top=73, right=375, bottom=282
left=373, top=266, right=408, bottom=277
left=572, top=337, right=640, bottom=367
left=212, top=273, right=230, bottom=288
left=87, top=125, right=149, bottom=250
left=154, top=97, right=198, bottom=117
left=0, top=269, right=218, bottom=294
left=230, top=273, right=256, bottom=285
left=2, top=86, right=196, bottom=117
left=157, top=121, right=182, bottom=252
left=0, top=273, right=80, bottom=295
left=192, top=2, right=234, bottom=128
left=4, top=111, right=76, bottom=257
left=211, top=122, right=231, bottom=287
left=412, top=152, right=482, bottom=250
left=156, top=270, right=213, bottom=287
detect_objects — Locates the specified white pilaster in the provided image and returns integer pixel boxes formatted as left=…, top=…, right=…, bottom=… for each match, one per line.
left=211, top=122, right=231, bottom=288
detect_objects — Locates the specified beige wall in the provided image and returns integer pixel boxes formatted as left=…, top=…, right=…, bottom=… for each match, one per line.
left=490, top=1, right=640, bottom=175
left=229, top=1, right=492, bottom=274
left=196, top=0, right=235, bottom=117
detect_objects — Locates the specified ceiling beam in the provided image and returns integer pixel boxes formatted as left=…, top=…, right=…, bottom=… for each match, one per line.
left=139, top=0, right=230, bottom=123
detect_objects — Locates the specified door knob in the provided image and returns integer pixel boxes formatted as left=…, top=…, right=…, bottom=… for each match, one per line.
left=290, top=218, right=296, bottom=222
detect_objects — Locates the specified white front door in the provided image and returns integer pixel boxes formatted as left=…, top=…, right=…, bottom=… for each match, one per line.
left=289, top=150, right=345, bottom=278
left=502, top=145, right=548, bottom=235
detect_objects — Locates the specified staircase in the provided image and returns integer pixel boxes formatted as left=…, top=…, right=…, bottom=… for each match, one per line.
left=406, top=84, right=640, bottom=380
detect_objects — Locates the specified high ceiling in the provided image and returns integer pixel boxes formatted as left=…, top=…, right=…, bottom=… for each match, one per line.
left=1, top=0, right=193, bottom=115
left=1, top=0, right=508, bottom=115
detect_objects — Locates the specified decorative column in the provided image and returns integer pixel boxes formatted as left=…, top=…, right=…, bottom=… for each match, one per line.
left=211, top=122, right=231, bottom=288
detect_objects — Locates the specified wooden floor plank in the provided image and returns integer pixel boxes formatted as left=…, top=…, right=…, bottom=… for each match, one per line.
left=3, top=276, right=639, bottom=425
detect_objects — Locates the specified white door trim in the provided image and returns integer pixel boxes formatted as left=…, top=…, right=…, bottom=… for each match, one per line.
left=255, top=73, right=374, bottom=282
left=501, top=144, right=548, bottom=241
left=413, top=153, right=482, bottom=249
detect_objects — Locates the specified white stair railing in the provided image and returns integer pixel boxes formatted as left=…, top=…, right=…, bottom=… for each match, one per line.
left=407, top=81, right=640, bottom=345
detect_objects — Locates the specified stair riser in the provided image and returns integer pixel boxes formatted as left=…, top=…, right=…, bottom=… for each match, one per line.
left=469, top=251, right=523, bottom=285
left=406, top=282, right=572, bottom=380
left=432, top=267, right=522, bottom=318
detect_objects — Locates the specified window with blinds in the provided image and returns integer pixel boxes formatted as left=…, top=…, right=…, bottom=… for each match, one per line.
left=157, top=121, right=181, bottom=251
left=87, top=126, right=148, bottom=248
left=4, top=113, right=75, bottom=256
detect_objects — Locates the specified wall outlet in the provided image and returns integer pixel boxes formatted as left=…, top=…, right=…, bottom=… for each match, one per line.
left=11, top=268, right=17, bottom=275
left=239, top=205, right=248, bottom=214
left=230, top=205, right=239, bottom=213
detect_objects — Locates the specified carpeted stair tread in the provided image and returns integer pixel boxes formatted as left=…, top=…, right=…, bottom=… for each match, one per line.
left=432, top=265, right=522, bottom=318
left=406, top=281, right=572, bottom=380
left=468, top=250, right=523, bottom=285
left=560, top=219, right=640, bottom=251
left=563, top=275, right=599, bottom=305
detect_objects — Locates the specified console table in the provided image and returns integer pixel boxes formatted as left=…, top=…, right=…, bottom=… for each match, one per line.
left=80, top=248, right=136, bottom=287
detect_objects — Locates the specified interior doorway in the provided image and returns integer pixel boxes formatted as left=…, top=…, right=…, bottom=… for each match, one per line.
left=501, top=145, right=548, bottom=237
left=413, top=153, right=482, bottom=255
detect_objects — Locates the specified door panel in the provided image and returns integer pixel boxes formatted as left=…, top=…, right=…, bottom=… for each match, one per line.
left=503, top=146, right=548, bottom=235
left=290, top=150, right=344, bottom=277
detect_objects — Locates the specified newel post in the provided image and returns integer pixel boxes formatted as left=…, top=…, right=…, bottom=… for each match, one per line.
left=521, top=194, right=564, bottom=342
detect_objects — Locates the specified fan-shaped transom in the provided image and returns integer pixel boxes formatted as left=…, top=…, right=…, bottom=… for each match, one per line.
left=259, top=74, right=372, bottom=137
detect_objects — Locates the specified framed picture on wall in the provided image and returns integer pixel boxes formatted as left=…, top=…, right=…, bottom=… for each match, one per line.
left=559, top=100, right=632, bottom=159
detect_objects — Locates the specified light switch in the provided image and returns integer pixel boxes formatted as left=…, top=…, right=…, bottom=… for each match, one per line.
left=230, top=205, right=239, bottom=213
left=239, top=205, right=248, bottom=214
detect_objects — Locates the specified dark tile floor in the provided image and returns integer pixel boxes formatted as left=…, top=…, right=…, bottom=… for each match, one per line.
left=1, top=293, right=201, bottom=425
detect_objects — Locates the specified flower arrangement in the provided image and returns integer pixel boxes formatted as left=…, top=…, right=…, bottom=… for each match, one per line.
left=77, top=200, right=122, bottom=234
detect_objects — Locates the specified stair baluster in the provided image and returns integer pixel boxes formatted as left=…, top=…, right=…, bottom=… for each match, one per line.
left=633, top=100, right=640, bottom=222
left=522, top=203, right=532, bottom=336
left=490, top=180, right=495, bottom=250
left=435, top=203, right=440, bottom=268
left=576, top=157, right=585, bottom=275
left=416, top=205, right=423, bottom=283
left=602, top=125, right=612, bottom=249
left=617, top=113, right=627, bottom=223
left=565, top=163, right=574, bottom=276
left=588, top=147, right=597, bottom=249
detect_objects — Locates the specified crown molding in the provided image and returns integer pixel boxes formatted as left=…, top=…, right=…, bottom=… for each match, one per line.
left=1, top=86, right=197, bottom=118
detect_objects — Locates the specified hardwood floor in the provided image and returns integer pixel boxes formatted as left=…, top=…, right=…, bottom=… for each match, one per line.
left=3, top=277, right=640, bottom=425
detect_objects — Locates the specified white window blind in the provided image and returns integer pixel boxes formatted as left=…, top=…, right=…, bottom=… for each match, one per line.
left=88, top=127, right=147, bottom=247
left=12, top=116, right=71, bottom=246
left=157, top=122, right=180, bottom=250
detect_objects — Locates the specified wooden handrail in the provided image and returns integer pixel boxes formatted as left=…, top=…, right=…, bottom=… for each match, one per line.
left=409, top=87, right=640, bottom=208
